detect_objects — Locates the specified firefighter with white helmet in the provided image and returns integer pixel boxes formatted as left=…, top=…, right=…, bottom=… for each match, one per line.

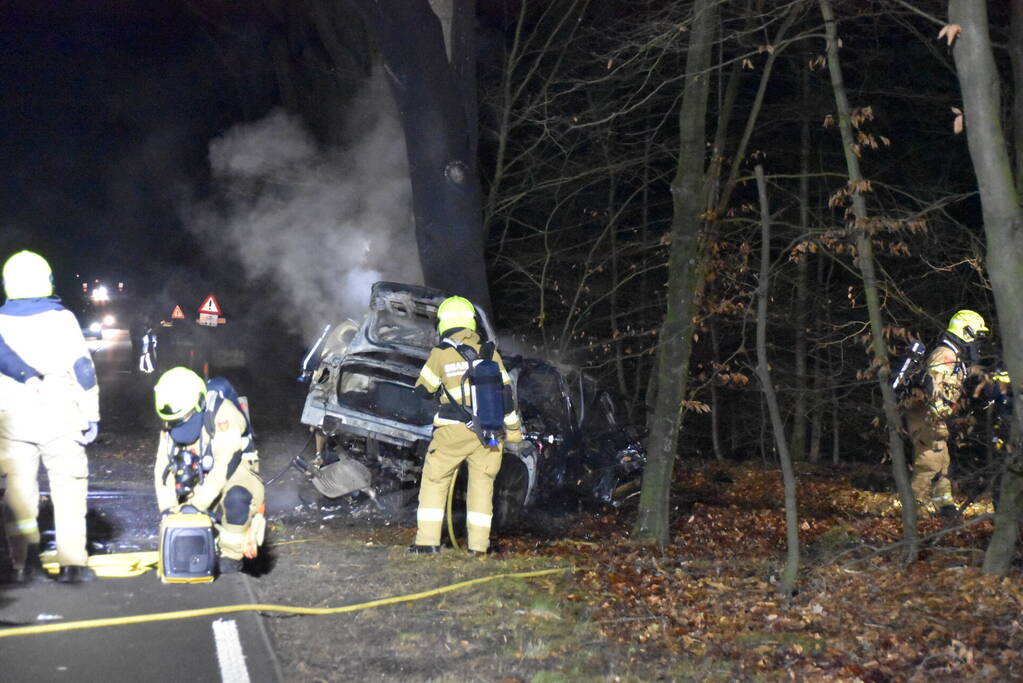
left=0, top=250, right=99, bottom=583
left=408, top=296, right=523, bottom=555
left=907, top=309, right=989, bottom=519
left=152, top=367, right=265, bottom=573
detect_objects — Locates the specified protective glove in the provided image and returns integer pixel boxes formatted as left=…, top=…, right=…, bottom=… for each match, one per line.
left=933, top=421, right=950, bottom=440
left=929, top=403, right=952, bottom=421
left=79, top=421, right=99, bottom=445
left=504, top=429, right=523, bottom=444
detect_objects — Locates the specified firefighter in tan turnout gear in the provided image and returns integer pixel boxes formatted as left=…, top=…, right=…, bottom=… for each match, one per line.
left=907, top=310, right=989, bottom=519
left=153, top=367, right=265, bottom=574
left=0, top=251, right=99, bottom=584
left=409, top=296, right=523, bottom=555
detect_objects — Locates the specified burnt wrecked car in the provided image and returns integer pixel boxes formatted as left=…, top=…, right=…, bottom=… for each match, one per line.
left=508, top=357, right=646, bottom=507
left=297, top=281, right=646, bottom=525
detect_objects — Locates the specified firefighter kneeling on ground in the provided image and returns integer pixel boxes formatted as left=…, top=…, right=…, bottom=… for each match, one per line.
left=408, top=296, right=523, bottom=556
left=152, top=367, right=265, bottom=574
left=906, top=309, right=989, bottom=520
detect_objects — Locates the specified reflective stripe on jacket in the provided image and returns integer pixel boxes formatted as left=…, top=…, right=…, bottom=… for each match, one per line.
left=413, top=328, right=520, bottom=431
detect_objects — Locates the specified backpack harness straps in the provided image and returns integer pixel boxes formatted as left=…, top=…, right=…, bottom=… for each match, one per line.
left=437, top=338, right=501, bottom=446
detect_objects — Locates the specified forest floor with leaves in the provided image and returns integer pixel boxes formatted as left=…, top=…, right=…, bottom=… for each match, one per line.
left=527, top=464, right=1023, bottom=681
left=253, top=461, right=1023, bottom=682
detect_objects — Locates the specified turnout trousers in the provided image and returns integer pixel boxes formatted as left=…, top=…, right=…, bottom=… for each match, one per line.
left=211, top=465, right=265, bottom=561
left=907, top=406, right=953, bottom=511
left=415, top=424, right=503, bottom=552
left=0, top=435, right=88, bottom=567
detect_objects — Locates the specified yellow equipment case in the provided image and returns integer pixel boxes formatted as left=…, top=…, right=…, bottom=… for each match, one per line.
left=158, top=507, right=216, bottom=584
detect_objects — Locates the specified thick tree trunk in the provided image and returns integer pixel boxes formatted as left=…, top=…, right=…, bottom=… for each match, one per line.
left=450, top=0, right=478, bottom=167
left=1011, top=0, right=1023, bottom=196
left=754, top=165, right=800, bottom=596
left=348, top=0, right=491, bottom=313
left=819, top=0, right=918, bottom=563
left=808, top=350, right=824, bottom=463
left=632, top=0, right=717, bottom=546
left=790, top=63, right=812, bottom=462
left=710, top=321, right=724, bottom=462
left=948, top=0, right=1023, bottom=575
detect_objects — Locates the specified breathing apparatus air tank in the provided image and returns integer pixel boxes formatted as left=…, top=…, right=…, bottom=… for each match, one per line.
left=470, top=356, right=505, bottom=447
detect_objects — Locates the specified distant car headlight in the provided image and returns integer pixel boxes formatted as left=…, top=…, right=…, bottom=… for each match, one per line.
left=89, top=322, right=102, bottom=333
left=102, top=314, right=115, bottom=326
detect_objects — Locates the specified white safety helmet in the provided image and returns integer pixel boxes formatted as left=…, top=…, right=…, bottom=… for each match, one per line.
left=2, top=250, right=54, bottom=299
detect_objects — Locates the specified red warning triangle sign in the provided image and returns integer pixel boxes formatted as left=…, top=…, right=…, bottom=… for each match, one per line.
left=171, top=305, right=185, bottom=320
left=198, top=294, right=222, bottom=316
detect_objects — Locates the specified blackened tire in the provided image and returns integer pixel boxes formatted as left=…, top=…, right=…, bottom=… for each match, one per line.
left=492, top=458, right=529, bottom=532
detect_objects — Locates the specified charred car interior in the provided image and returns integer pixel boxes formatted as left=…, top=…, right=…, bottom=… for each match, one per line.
left=298, top=281, right=646, bottom=527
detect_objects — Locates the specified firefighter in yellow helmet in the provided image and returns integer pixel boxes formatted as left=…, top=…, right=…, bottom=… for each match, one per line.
left=0, top=251, right=99, bottom=584
left=907, top=310, right=989, bottom=519
left=408, top=296, right=523, bottom=555
left=152, top=367, right=265, bottom=573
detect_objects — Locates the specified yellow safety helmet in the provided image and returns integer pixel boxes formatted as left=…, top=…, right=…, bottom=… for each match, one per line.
left=2, top=250, right=54, bottom=299
left=946, top=309, right=989, bottom=344
left=436, top=296, right=476, bottom=334
left=154, top=367, right=207, bottom=423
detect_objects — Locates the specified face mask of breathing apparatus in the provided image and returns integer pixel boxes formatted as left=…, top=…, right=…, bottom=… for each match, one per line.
left=169, top=443, right=214, bottom=499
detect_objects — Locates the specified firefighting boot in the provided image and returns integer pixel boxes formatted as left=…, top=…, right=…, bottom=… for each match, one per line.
left=407, top=544, right=441, bottom=555
left=4, top=543, right=45, bottom=584
left=218, top=556, right=243, bottom=575
left=938, top=504, right=962, bottom=525
left=467, top=541, right=501, bottom=557
left=56, top=565, right=97, bottom=584
left=18, top=543, right=44, bottom=582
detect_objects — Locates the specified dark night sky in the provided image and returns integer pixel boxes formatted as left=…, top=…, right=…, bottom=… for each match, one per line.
left=1, top=1, right=260, bottom=301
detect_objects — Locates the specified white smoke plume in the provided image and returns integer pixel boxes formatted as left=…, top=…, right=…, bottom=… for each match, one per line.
left=186, top=71, right=421, bottom=340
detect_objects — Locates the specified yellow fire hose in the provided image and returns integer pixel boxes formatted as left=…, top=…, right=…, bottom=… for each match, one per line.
left=446, top=465, right=463, bottom=552
left=40, top=551, right=160, bottom=579
left=6, top=457, right=524, bottom=638
left=0, top=566, right=568, bottom=639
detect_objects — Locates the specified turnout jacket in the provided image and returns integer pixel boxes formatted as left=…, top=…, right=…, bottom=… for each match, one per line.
left=0, top=331, right=39, bottom=383
left=153, top=398, right=253, bottom=513
left=0, top=298, right=99, bottom=442
left=414, top=328, right=522, bottom=435
left=922, top=340, right=967, bottom=420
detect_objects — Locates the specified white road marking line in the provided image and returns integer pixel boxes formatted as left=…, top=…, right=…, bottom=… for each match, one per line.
left=212, top=618, right=251, bottom=683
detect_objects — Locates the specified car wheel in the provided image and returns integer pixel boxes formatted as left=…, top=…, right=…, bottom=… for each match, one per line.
left=493, top=458, right=529, bottom=532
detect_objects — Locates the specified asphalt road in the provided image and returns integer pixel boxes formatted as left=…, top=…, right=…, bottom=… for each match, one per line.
left=0, top=329, right=284, bottom=682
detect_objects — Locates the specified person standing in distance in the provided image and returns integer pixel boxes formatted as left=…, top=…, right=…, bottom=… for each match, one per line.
left=0, top=251, right=99, bottom=583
